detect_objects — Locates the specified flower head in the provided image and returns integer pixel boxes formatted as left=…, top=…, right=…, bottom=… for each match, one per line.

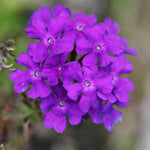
left=9, top=5, right=137, bottom=133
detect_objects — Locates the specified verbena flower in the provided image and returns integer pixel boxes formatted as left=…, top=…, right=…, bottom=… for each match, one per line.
left=65, top=12, right=97, bottom=41
left=40, top=85, right=84, bottom=133
left=102, top=54, right=134, bottom=102
left=26, top=6, right=74, bottom=62
left=9, top=53, right=51, bottom=99
left=27, top=17, right=74, bottom=62
left=89, top=100, right=122, bottom=131
left=64, top=65, right=113, bottom=113
left=41, top=53, right=80, bottom=85
left=76, top=24, right=124, bottom=67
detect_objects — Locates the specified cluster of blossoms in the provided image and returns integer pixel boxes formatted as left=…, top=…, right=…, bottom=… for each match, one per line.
left=9, top=5, right=137, bottom=133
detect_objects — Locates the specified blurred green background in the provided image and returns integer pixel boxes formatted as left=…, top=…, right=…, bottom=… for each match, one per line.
left=0, top=0, right=150, bottom=150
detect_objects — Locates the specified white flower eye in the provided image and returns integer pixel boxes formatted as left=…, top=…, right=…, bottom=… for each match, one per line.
left=47, top=38, right=53, bottom=44
left=35, top=71, right=40, bottom=77
left=59, top=100, right=66, bottom=107
left=77, top=25, right=84, bottom=31
left=58, top=66, right=62, bottom=71
left=84, top=80, right=91, bottom=87
left=96, top=45, right=101, bottom=50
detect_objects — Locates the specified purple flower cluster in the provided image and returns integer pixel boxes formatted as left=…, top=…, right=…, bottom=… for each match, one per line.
left=9, top=5, right=137, bottom=133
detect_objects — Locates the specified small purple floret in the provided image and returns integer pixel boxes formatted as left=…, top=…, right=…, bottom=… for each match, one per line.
left=40, top=85, right=84, bottom=133
left=9, top=53, right=51, bottom=99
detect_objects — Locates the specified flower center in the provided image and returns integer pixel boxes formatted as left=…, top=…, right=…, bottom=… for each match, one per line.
left=58, top=66, right=62, bottom=71
left=34, top=71, right=40, bottom=77
left=59, top=100, right=66, bottom=107
left=77, top=25, right=84, bottom=31
left=96, top=45, right=101, bottom=51
left=47, top=38, right=53, bottom=44
left=84, top=80, right=91, bottom=87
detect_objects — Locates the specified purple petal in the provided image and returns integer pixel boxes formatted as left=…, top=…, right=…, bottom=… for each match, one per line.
left=82, top=84, right=96, bottom=97
left=73, top=12, right=97, bottom=26
left=100, top=51, right=116, bottom=67
left=49, top=45, right=64, bottom=57
left=43, top=53, right=68, bottom=68
left=125, top=48, right=138, bottom=56
left=120, top=78, right=134, bottom=92
left=58, top=8, right=71, bottom=18
left=27, top=42, right=48, bottom=62
left=82, top=65, right=98, bottom=79
left=68, top=103, right=83, bottom=125
left=44, top=111, right=67, bottom=133
left=58, top=53, right=68, bottom=64
left=41, top=69, right=58, bottom=86
left=48, top=18, right=65, bottom=36
left=89, top=107, right=102, bottom=124
left=111, top=54, right=133, bottom=75
left=62, top=61, right=81, bottom=84
left=103, top=17, right=120, bottom=34
left=114, top=78, right=134, bottom=102
left=114, top=88, right=129, bottom=102
left=107, top=35, right=124, bottom=54
left=53, top=5, right=71, bottom=18
left=56, top=35, right=74, bottom=53
left=84, top=25, right=105, bottom=42
left=25, top=27, right=42, bottom=39
left=82, top=52, right=98, bottom=67
left=79, top=95, right=91, bottom=113
left=91, top=95, right=99, bottom=109
left=29, top=18, right=46, bottom=33
left=103, top=109, right=122, bottom=131
left=53, top=115, right=67, bottom=133
left=52, top=85, right=67, bottom=99
left=86, top=14, right=97, bottom=26
left=97, top=91, right=116, bottom=103
left=17, top=53, right=35, bottom=69
left=43, top=111, right=54, bottom=129
left=68, top=115, right=82, bottom=125
left=76, top=38, right=93, bottom=55
left=64, top=83, right=82, bottom=100
left=97, top=91, right=107, bottom=100
left=119, top=36, right=137, bottom=56
left=31, top=6, right=51, bottom=22
left=37, top=6, right=51, bottom=20
left=40, top=94, right=57, bottom=114
left=14, top=82, right=30, bottom=93
left=107, top=93, right=117, bottom=103
left=95, top=75, right=113, bottom=94
left=116, top=101, right=129, bottom=108
left=119, top=36, right=128, bottom=47
left=9, top=70, right=32, bottom=83
left=53, top=5, right=64, bottom=16
left=27, top=79, right=50, bottom=99
left=73, top=12, right=83, bottom=21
